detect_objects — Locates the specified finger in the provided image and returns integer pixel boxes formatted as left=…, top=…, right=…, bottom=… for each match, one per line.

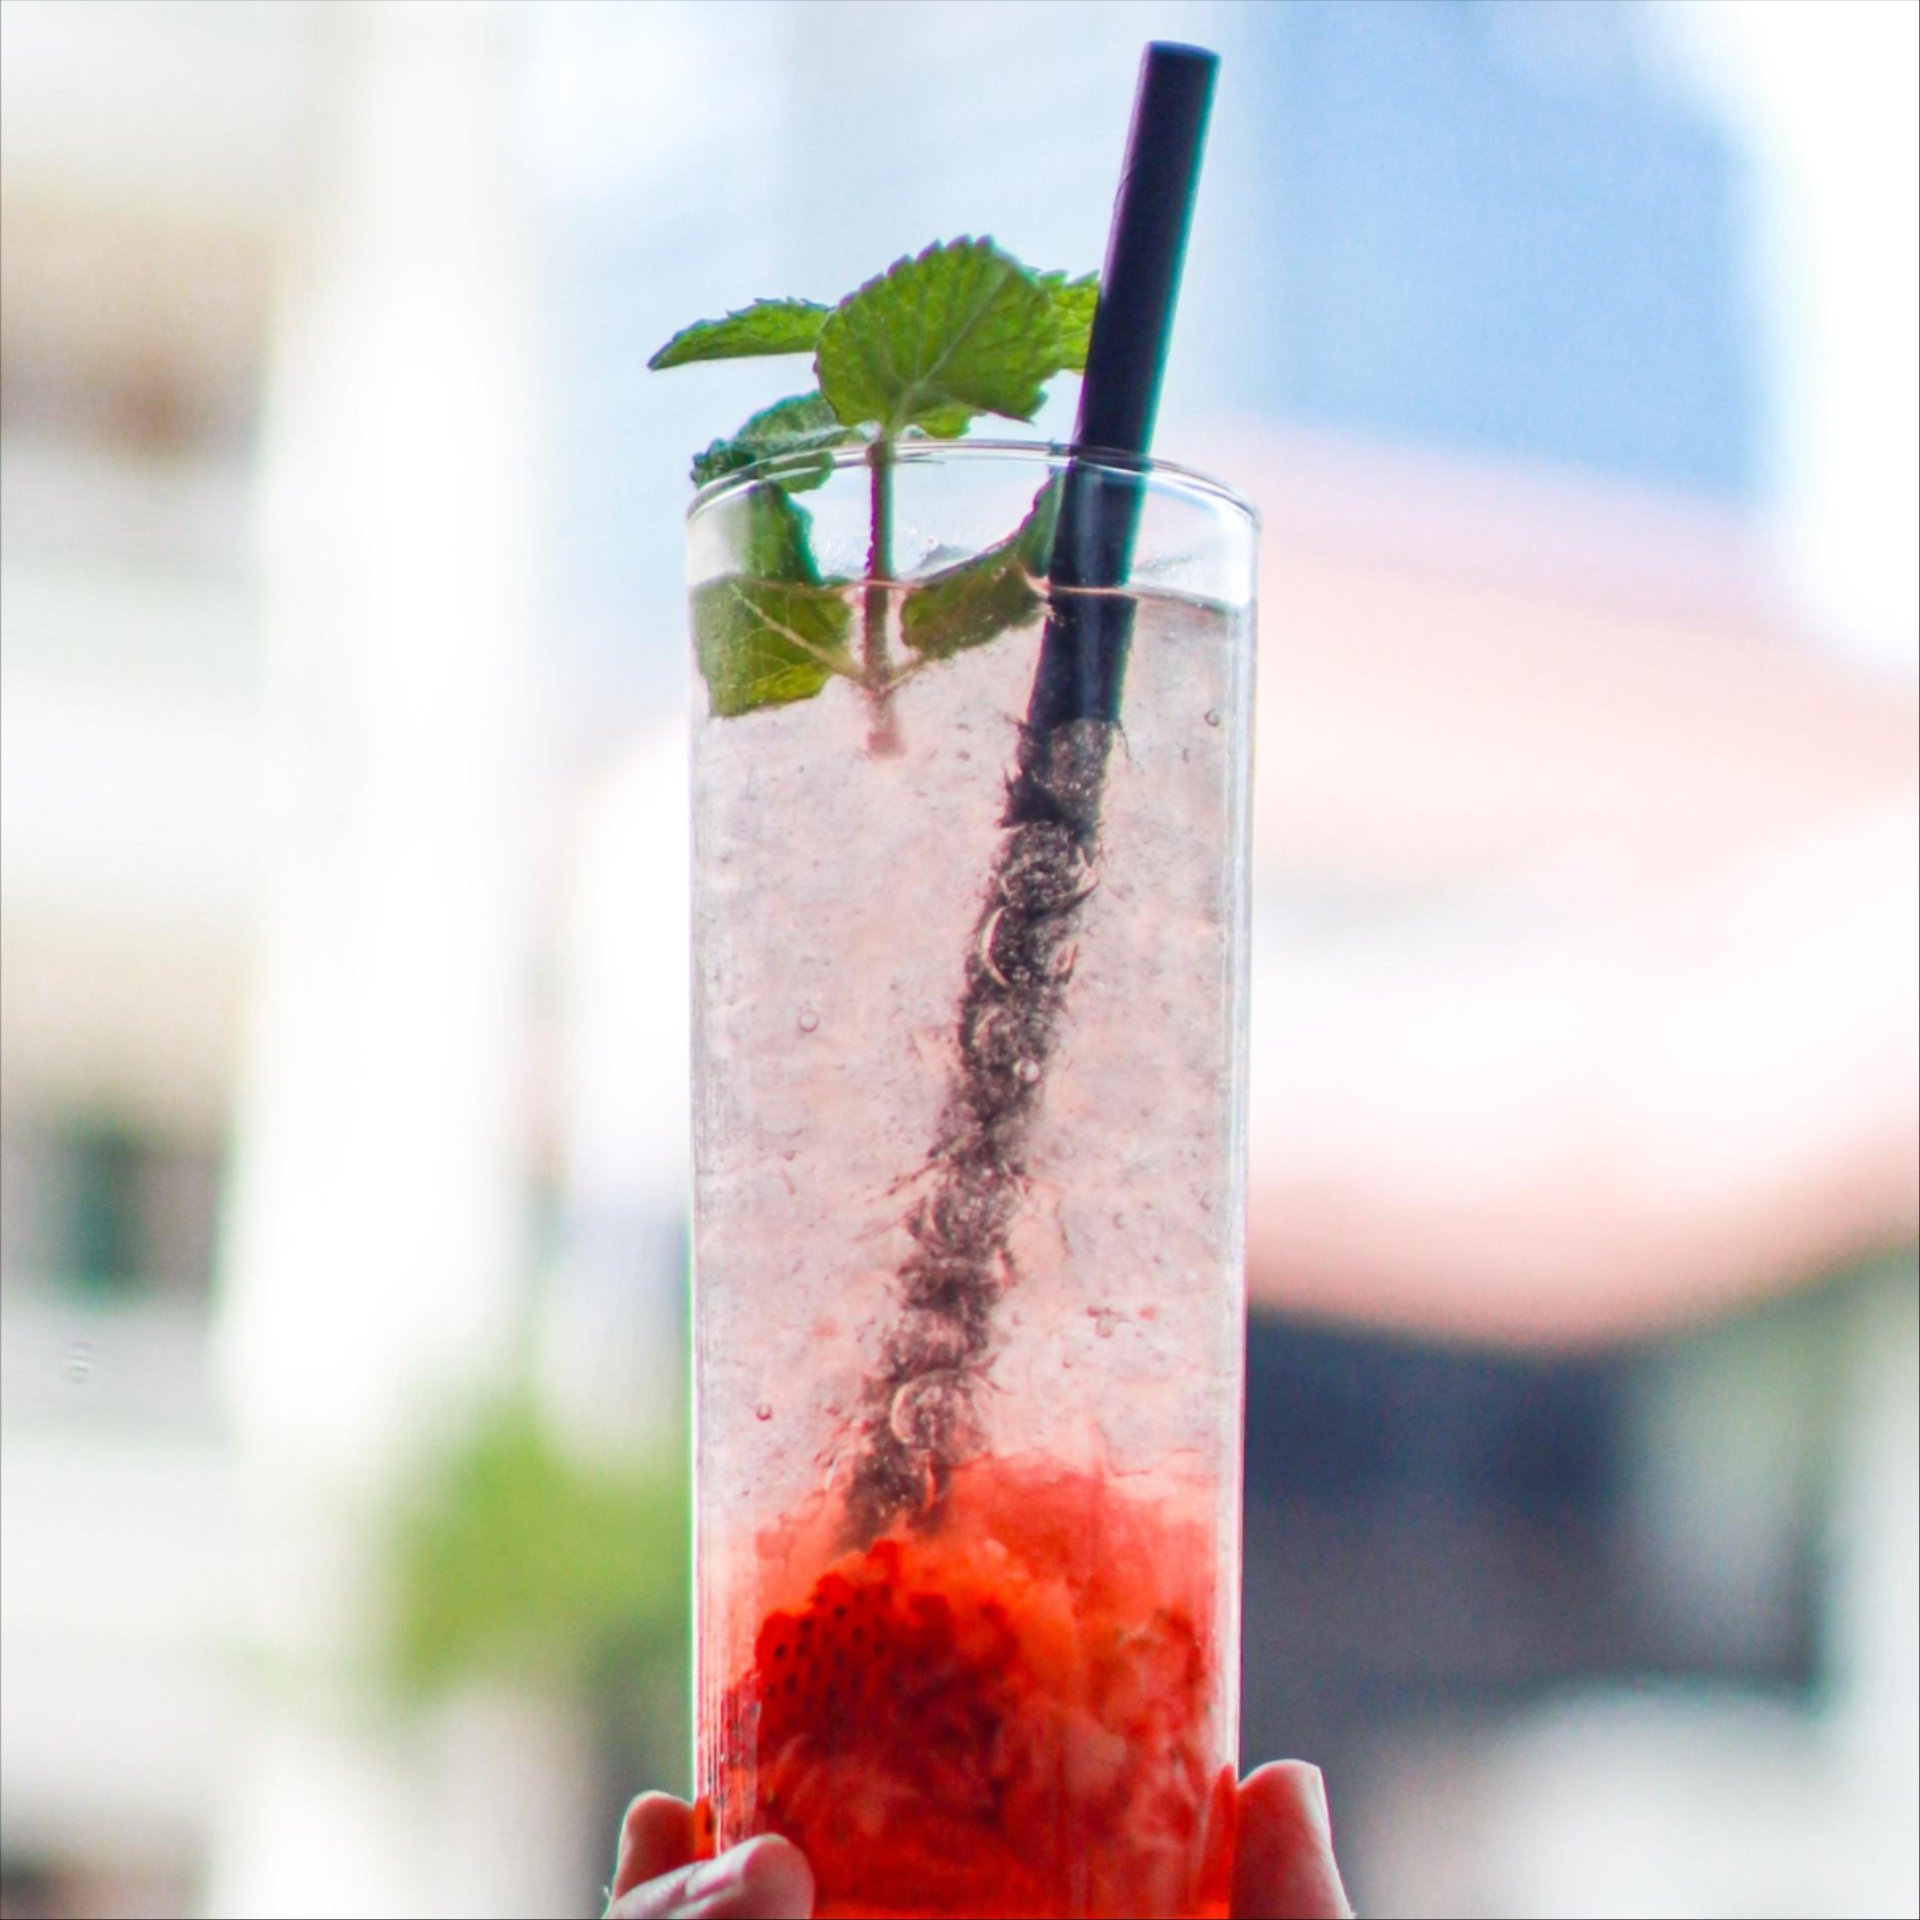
left=608, top=1834, right=814, bottom=1920
left=609, top=1794, right=697, bottom=1903
left=1233, top=1762, right=1354, bottom=1920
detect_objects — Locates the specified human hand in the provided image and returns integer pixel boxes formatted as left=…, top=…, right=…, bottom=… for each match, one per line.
left=604, top=1762, right=1352, bottom=1918
left=604, top=1795, right=811, bottom=1919
left=1231, top=1762, right=1356, bottom=1920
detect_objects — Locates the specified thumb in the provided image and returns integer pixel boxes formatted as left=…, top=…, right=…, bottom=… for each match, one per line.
left=1233, top=1762, right=1354, bottom=1919
left=607, top=1834, right=813, bottom=1919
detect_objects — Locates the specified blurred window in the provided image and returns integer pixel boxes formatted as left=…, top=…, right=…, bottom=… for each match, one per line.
left=0, top=196, right=269, bottom=573
left=1240, top=1297, right=1832, bottom=1800
left=0, top=199, right=266, bottom=460
left=0, top=1855, right=192, bottom=1920
left=0, top=1856, right=57, bottom=1920
left=0, top=1112, right=222, bottom=1304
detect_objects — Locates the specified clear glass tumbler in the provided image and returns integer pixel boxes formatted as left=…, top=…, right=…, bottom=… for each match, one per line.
left=689, top=441, right=1256, bottom=1920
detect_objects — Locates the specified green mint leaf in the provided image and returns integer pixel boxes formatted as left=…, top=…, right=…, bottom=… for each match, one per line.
left=690, top=391, right=862, bottom=490
left=899, top=479, right=1061, bottom=661
left=814, top=238, right=1056, bottom=437
left=905, top=405, right=979, bottom=441
left=694, top=487, right=854, bottom=717
left=1038, top=270, right=1099, bottom=375
left=1011, top=476, right=1064, bottom=570
left=739, top=482, right=820, bottom=579
left=694, top=578, right=851, bottom=714
left=648, top=299, right=830, bottom=370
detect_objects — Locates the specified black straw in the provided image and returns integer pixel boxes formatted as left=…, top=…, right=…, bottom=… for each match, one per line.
left=842, top=47, right=1220, bottom=1540
left=1027, top=42, right=1218, bottom=733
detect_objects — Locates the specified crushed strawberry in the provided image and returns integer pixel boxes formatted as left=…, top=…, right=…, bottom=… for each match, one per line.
left=704, top=1457, right=1234, bottom=1918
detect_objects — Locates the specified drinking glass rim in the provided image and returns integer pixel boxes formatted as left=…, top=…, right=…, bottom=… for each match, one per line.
left=686, top=436, right=1260, bottom=527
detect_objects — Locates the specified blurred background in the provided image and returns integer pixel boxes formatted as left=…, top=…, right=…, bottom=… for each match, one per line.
left=1, top=2, right=1914, bottom=1915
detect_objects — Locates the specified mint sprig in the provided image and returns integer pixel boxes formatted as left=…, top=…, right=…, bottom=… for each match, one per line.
left=1039, top=271, right=1099, bottom=374
left=816, top=239, right=1062, bottom=437
left=652, top=238, right=1097, bottom=721
left=900, top=478, right=1061, bottom=661
left=690, top=391, right=859, bottom=491
left=692, top=487, right=854, bottom=718
left=648, top=299, right=830, bottom=369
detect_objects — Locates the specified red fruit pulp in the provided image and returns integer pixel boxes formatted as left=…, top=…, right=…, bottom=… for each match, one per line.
left=702, top=1456, right=1235, bottom=1919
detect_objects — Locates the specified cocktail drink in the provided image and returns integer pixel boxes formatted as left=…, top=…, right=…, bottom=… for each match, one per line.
left=660, top=46, right=1234, bottom=1913
left=688, top=440, right=1255, bottom=1919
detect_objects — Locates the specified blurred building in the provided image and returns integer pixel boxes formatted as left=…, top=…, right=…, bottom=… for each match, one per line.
left=0, top=4, right=287, bottom=1910
left=2, top=6, right=586, bottom=1918
left=1189, top=8, right=1917, bottom=1915
left=545, top=4, right=1918, bottom=1914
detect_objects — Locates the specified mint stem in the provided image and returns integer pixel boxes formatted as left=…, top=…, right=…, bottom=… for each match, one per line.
left=862, top=439, right=902, bottom=754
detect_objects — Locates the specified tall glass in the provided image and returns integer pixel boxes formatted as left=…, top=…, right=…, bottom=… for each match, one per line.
left=689, top=442, right=1256, bottom=1920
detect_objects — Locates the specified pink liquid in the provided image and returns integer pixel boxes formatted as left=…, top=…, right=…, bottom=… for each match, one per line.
left=693, top=590, right=1250, bottom=1919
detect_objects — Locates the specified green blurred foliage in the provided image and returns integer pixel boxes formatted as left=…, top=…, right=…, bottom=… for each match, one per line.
left=386, top=1392, right=692, bottom=1791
